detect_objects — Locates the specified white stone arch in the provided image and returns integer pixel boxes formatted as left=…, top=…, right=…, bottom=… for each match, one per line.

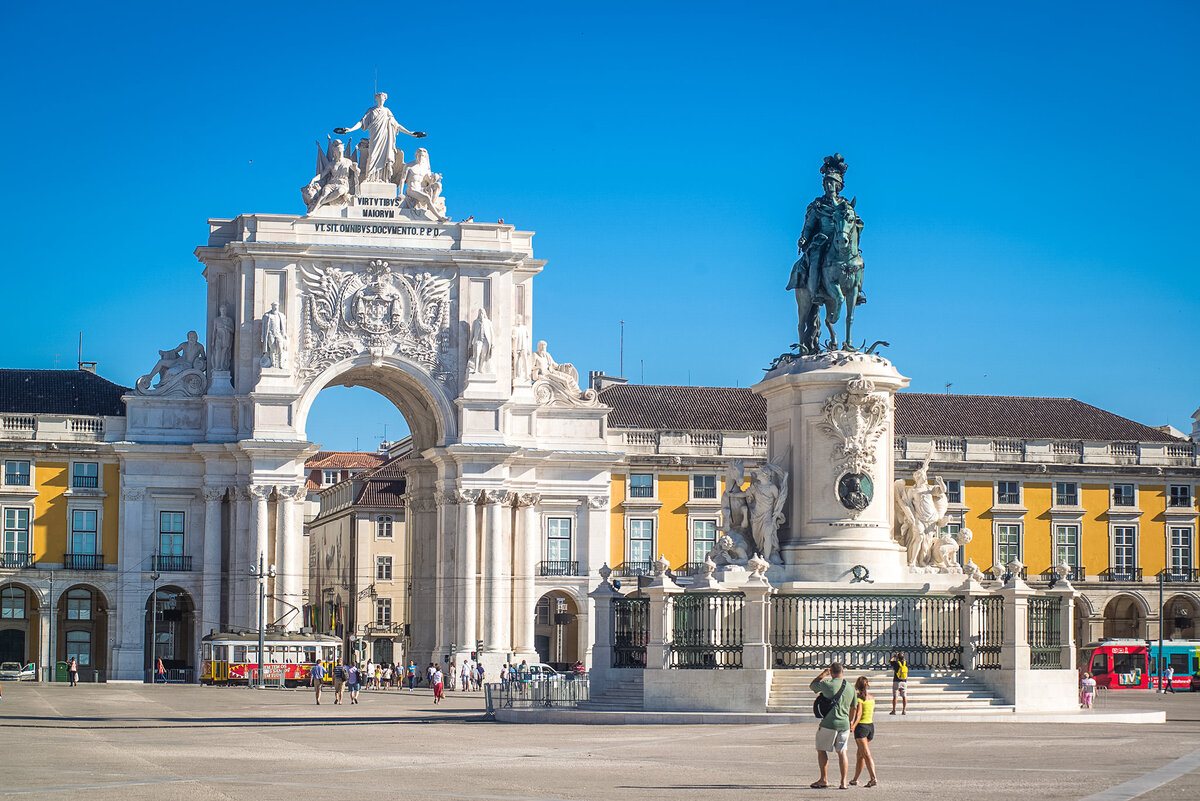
left=294, top=352, right=458, bottom=451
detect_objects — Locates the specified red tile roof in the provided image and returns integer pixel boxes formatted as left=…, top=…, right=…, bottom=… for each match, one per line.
left=597, top=384, right=1182, bottom=443
left=305, top=451, right=388, bottom=469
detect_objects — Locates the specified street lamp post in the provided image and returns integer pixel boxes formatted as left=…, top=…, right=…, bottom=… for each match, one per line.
left=150, top=563, right=161, bottom=683
left=249, top=553, right=275, bottom=688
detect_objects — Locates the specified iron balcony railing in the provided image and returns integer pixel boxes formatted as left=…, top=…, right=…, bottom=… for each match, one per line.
left=63, top=553, right=104, bottom=570
left=1038, top=566, right=1086, bottom=584
left=613, top=561, right=655, bottom=577
left=1028, top=596, right=1063, bottom=669
left=770, top=593, right=964, bottom=670
left=72, top=475, right=99, bottom=489
left=1100, top=568, right=1143, bottom=583
left=152, top=554, right=193, bottom=572
left=0, top=552, right=35, bottom=569
left=537, top=560, right=580, bottom=577
left=669, top=592, right=744, bottom=669
left=611, top=596, right=649, bottom=668
left=1159, top=568, right=1199, bottom=583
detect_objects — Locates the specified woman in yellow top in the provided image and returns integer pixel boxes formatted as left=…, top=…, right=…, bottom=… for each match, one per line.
left=848, top=676, right=878, bottom=787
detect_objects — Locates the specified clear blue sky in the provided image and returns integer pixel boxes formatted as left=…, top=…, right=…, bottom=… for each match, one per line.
left=4, top=1, right=1197, bottom=451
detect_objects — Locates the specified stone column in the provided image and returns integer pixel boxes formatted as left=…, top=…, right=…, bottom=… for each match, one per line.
left=998, top=570, right=1033, bottom=671
left=276, top=485, right=303, bottom=627
left=455, top=490, right=481, bottom=658
left=231, top=487, right=251, bottom=628
left=512, top=493, right=540, bottom=658
left=740, top=579, right=773, bottom=671
left=482, top=490, right=508, bottom=653
left=249, top=485, right=271, bottom=604
left=201, top=487, right=225, bottom=638
left=642, top=563, right=681, bottom=670
left=113, top=487, right=146, bottom=681
left=1047, top=580, right=1080, bottom=672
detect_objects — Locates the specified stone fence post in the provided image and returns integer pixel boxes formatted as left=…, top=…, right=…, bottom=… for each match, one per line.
left=588, top=565, right=623, bottom=695
left=998, top=566, right=1034, bottom=671
left=740, top=579, right=773, bottom=671
left=643, top=561, right=681, bottom=671
left=1047, top=579, right=1080, bottom=672
left=957, top=577, right=990, bottom=670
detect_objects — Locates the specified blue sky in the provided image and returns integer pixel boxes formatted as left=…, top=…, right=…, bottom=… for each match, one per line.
left=3, top=1, right=1197, bottom=450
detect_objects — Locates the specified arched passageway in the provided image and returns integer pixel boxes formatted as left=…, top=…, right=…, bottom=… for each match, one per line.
left=0, top=582, right=40, bottom=666
left=57, top=584, right=109, bottom=681
left=1163, top=594, right=1200, bottom=640
left=145, top=586, right=196, bottom=681
left=1103, top=595, right=1146, bottom=639
left=534, top=591, right=580, bottom=670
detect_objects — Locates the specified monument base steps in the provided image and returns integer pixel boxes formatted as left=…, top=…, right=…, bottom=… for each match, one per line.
left=767, top=671, right=1015, bottom=715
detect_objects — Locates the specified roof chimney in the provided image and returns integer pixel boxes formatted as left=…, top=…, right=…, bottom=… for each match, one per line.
left=78, top=361, right=97, bottom=374
left=589, top=371, right=627, bottom=391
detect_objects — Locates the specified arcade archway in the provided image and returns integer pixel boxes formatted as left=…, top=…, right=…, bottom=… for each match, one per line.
left=534, top=591, right=581, bottom=670
left=145, top=586, right=196, bottom=681
left=1163, top=594, right=1200, bottom=640
left=1103, top=594, right=1148, bottom=639
left=0, top=582, right=40, bottom=666
left=57, top=584, right=109, bottom=681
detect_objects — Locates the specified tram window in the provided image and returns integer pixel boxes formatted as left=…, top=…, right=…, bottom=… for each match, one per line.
left=1170, top=654, right=1189, bottom=674
left=321, top=646, right=336, bottom=662
left=247, top=648, right=258, bottom=664
left=233, top=646, right=247, bottom=662
left=303, top=647, right=317, bottom=663
left=288, top=647, right=302, bottom=663
left=1112, top=653, right=1141, bottom=674
left=202, top=644, right=212, bottom=661
left=215, top=646, right=228, bottom=661
left=1091, top=654, right=1109, bottom=674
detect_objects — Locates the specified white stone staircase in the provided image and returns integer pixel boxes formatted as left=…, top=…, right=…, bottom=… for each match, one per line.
left=579, top=673, right=644, bottom=711
left=767, top=670, right=1015, bottom=715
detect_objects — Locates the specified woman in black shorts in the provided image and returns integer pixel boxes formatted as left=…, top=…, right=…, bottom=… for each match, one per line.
left=849, top=676, right=878, bottom=787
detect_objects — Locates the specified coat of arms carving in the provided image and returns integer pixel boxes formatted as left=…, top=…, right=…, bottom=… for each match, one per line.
left=298, top=259, right=452, bottom=384
left=817, top=374, right=890, bottom=517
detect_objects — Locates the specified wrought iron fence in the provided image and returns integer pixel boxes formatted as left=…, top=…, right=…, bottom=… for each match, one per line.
left=612, top=596, right=649, bottom=668
left=483, top=677, right=590, bottom=717
left=1028, top=596, right=1062, bottom=669
left=770, top=593, right=963, bottom=669
left=669, top=592, right=744, bottom=669
left=972, top=595, right=1003, bottom=670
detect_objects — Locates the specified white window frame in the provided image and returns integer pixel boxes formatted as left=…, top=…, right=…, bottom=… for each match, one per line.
left=995, top=522, right=1023, bottom=569
left=3, top=460, right=31, bottom=487
left=1111, top=524, right=1138, bottom=576
left=1053, top=481, right=1080, bottom=508
left=70, top=460, right=101, bottom=490
left=1054, top=523, right=1080, bottom=568
left=628, top=472, right=656, bottom=500
left=995, top=480, right=1022, bottom=507
left=375, top=515, right=393, bottom=539
left=689, top=518, right=718, bottom=564
left=943, top=478, right=964, bottom=506
left=158, top=511, right=185, bottom=556
left=545, top=517, right=573, bottom=564
left=69, top=507, right=101, bottom=555
left=690, top=474, right=718, bottom=501
left=375, top=555, right=393, bottom=581
left=375, top=597, right=392, bottom=626
left=3, top=505, right=32, bottom=555
left=322, top=470, right=340, bottom=487
left=626, top=518, right=656, bottom=566
left=1168, top=484, right=1193, bottom=509
left=1111, top=483, right=1137, bottom=509
left=1169, top=526, right=1194, bottom=575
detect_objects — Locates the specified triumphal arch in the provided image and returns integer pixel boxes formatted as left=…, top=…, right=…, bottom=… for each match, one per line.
left=112, top=94, right=618, bottom=680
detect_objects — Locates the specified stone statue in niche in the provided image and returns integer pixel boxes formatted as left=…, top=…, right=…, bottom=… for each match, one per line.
left=396, top=148, right=448, bottom=222
left=302, top=137, right=359, bottom=213
left=135, top=331, right=207, bottom=396
left=209, top=303, right=234, bottom=373
left=745, top=452, right=789, bottom=564
left=468, top=308, right=494, bottom=374
left=530, top=341, right=599, bottom=407
left=894, top=450, right=968, bottom=573
left=511, top=315, right=531, bottom=383
left=334, top=92, right=426, bottom=184
left=260, top=302, right=288, bottom=369
left=787, top=153, right=866, bottom=354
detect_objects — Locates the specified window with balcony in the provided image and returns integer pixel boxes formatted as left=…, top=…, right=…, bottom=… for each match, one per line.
left=945, top=480, right=962, bottom=505
left=692, top=474, right=717, bottom=500
left=3, top=507, right=30, bottom=562
left=376, top=515, right=393, bottom=539
left=1169, top=485, right=1193, bottom=508
left=997, top=481, right=1020, bottom=505
left=66, top=630, right=91, bottom=667
left=72, top=462, right=99, bottom=489
left=1113, top=526, right=1137, bottom=575
left=1, top=586, right=25, bottom=619
left=1055, top=525, right=1079, bottom=568
left=159, top=512, right=184, bottom=556
left=628, top=519, right=654, bottom=564
left=546, top=518, right=572, bottom=562
left=1054, top=482, right=1079, bottom=507
left=4, top=460, right=30, bottom=487
left=71, top=510, right=98, bottom=555
left=629, top=473, right=654, bottom=499
left=66, top=588, right=92, bottom=620
left=996, top=524, right=1021, bottom=567
left=375, top=598, right=392, bottom=626
left=1170, top=527, right=1193, bottom=576
left=1112, top=484, right=1136, bottom=507
left=376, top=555, right=392, bottom=581
left=691, top=519, right=717, bottom=564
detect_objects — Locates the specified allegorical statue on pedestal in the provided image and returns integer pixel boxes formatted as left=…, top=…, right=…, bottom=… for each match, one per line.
left=302, top=137, right=359, bottom=213
left=894, top=450, right=971, bottom=573
left=335, top=92, right=426, bottom=184
left=135, top=331, right=207, bottom=396
left=787, top=154, right=866, bottom=354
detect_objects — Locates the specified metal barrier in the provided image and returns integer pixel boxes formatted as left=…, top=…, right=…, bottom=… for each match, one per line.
left=770, top=593, right=963, bottom=669
left=612, top=596, right=649, bottom=668
left=669, top=592, right=744, bottom=669
left=483, top=677, right=590, bottom=718
left=1028, top=596, right=1062, bottom=669
left=972, top=596, right=1003, bottom=670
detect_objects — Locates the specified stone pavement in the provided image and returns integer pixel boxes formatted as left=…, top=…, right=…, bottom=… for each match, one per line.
left=1, top=682, right=1198, bottom=800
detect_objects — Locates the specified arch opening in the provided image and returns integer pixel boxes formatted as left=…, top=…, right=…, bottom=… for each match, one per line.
left=145, top=586, right=196, bottom=682
left=1163, top=594, right=1200, bottom=640
left=0, top=582, right=41, bottom=666
left=534, top=591, right=581, bottom=671
left=57, top=584, right=109, bottom=681
left=1103, top=594, right=1147, bottom=639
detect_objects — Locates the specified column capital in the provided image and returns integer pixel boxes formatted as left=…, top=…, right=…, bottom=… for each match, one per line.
left=482, top=489, right=508, bottom=505
left=202, top=486, right=228, bottom=503
left=409, top=496, right=437, bottom=513
left=514, top=492, right=541, bottom=508
left=586, top=495, right=609, bottom=510
left=277, top=484, right=306, bottom=501
left=249, top=484, right=273, bottom=501
left=121, top=487, right=145, bottom=501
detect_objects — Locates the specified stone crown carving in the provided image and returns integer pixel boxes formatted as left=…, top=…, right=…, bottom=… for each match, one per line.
left=818, top=375, right=890, bottom=479
left=299, top=260, right=452, bottom=385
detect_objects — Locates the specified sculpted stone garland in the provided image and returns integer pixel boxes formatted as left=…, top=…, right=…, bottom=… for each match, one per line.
left=818, top=375, right=889, bottom=517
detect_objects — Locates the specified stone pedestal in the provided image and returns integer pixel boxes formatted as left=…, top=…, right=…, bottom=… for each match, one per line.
left=753, top=352, right=909, bottom=584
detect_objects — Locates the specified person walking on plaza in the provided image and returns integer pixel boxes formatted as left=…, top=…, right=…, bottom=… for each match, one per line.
left=1080, top=671, right=1097, bottom=709
left=460, top=660, right=471, bottom=691
left=475, top=662, right=485, bottom=690
left=1163, top=663, right=1175, bottom=693
left=427, top=662, right=436, bottom=688
left=432, top=666, right=445, bottom=704
left=155, top=658, right=167, bottom=683
left=889, top=651, right=908, bottom=715
left=848, top=676, right=878, bottom=787
left=310, top=661, right=326, bottom=705
left=365, top=659, right=375, bottom=689
left=810, top=663, right=855, bottom=790
left=408, top=662, right=418, bottom=690
left=382, top=663, right=391, bottom=689
left=332, top=659, right=348, bottom=704
left=347, top=663, right=360, bottom=704
left=68, top=657, right=79, bottom=687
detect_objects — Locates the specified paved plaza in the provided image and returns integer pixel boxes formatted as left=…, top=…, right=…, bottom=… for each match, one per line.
left=0, top=682, right=1198, bottom=800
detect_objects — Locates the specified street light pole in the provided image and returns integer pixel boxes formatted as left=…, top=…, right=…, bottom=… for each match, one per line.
left=249, top=553, right=275, bottom=688
left=150, top=563, right=161, bottom=683
left=1158, top=532, right=1166, bottom=692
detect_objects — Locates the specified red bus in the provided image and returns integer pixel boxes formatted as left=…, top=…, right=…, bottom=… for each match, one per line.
left=200, top=631, right=343, bottom=687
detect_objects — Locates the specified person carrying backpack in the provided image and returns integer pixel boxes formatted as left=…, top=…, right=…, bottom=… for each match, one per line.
left=889, top=652, right=908, bottom=715
left=809, top=662, right=856, bottom=790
